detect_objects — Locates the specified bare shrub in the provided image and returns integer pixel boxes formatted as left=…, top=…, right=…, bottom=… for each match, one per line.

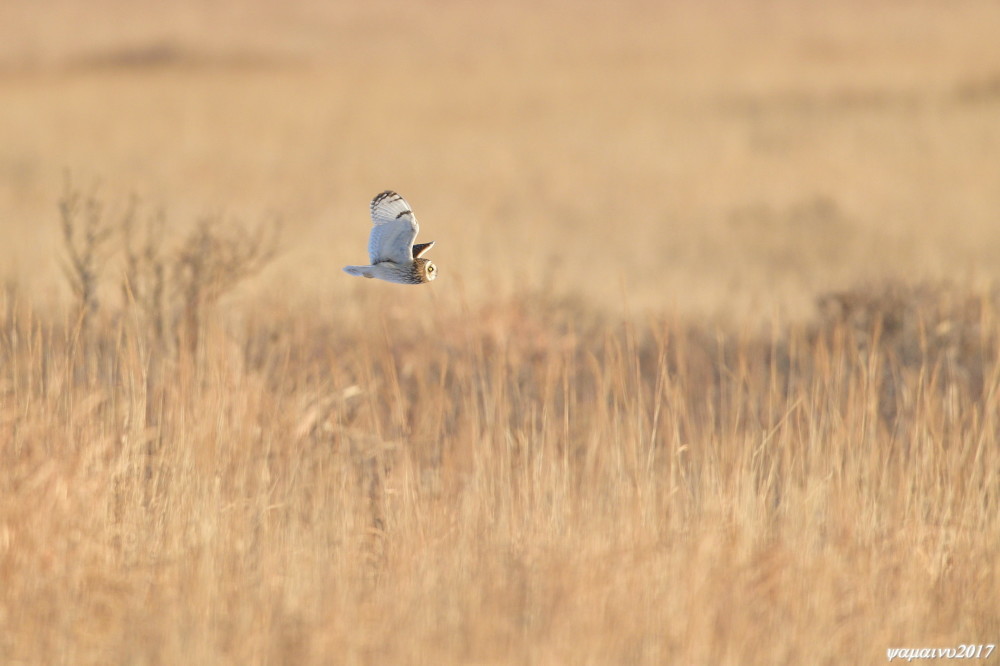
left=171, top=215, right=279, bottom=356
left=59, top=182, right=280, bottom=358
left=58, top=177, right=115, bottom=336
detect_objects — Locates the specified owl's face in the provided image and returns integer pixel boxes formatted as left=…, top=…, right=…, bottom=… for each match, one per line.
left=415, top=258, right=437, bottom=283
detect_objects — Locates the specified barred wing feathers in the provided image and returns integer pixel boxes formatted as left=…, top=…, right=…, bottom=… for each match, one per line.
left=368, top=190, right=419, bottom=264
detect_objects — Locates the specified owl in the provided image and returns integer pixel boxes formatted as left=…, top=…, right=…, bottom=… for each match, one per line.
left=343, top=191, right=437, bottom=285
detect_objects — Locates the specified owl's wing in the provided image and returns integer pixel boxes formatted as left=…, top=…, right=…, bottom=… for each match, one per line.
left=412, top=241, right=435, bottom=258
left=368, top=191, right=418, bottom=264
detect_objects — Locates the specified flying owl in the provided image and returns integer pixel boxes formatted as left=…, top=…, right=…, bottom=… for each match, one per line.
left=343, top=191, right=437, bottom=285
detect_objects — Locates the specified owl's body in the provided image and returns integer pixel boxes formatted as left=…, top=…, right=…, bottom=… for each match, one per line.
left=343, top=191, right=437, bottom=285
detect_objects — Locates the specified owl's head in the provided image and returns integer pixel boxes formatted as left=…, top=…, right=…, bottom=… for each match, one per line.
left=415, top=258, right=437, bottom=283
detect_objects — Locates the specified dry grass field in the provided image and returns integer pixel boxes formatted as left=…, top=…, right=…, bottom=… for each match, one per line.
left=2, top=1, right=1000, bottom=663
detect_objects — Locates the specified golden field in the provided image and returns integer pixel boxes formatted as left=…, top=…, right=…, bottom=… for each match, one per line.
left=1, top=1, right=999, bottom=663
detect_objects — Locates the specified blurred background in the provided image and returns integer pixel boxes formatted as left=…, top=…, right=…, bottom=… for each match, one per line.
left=2, top=0, right=1000, bottom=322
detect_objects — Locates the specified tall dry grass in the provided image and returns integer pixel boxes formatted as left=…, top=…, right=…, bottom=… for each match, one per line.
left=1, top=198, right=997, bottom=662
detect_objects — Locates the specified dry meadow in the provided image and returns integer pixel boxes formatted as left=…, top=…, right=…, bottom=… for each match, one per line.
left=2, top=1, right=1000, bottom=663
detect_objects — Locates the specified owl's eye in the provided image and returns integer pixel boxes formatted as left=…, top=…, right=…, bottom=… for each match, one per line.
left=428, top=265, right=435, bottom=273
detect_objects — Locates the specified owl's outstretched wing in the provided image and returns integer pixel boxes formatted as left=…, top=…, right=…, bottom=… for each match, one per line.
left=368, top=191, right=418, bottom=264
left=412, top=241, right=435, bottom=258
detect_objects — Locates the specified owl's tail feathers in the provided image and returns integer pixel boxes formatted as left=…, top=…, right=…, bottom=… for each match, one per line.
left=343, top=265, right=376, bottom=279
